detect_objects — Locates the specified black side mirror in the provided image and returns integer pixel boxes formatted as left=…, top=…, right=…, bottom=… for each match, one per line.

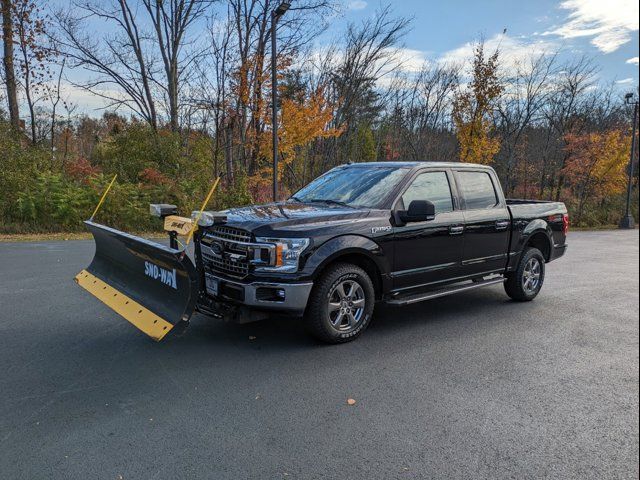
left=398, top=200, right=436, bottom=224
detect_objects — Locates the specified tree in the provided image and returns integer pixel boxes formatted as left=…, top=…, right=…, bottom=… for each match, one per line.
left=452, top=41, right=503, bottom=165
left=12, top=0, right=54, bottom=143
left=1, top=0, right=20, bottom=130
left=141, top=0, right=212, bottom=132
left=541, top=56, right=597, bottom=199
left=563, top=129, right=629, bottom=223
left=377, top=63, right=460, bottom=163
left=495, top=53, right=557, bottom=195
left=55, top=1, right=158, bottom=131
left=249, top=82, right=342, bottom=200
left=56, top=0, right=212, bottom=132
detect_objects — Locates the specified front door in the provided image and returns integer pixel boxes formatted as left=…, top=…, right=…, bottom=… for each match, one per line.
left=392, top=170, right=465, bottom=291
left=454, top=169, right=510, bottom=277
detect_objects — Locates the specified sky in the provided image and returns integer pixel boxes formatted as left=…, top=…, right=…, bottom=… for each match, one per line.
left=338, top=0, right=639, bottom=82
left=50, top=0, right=640, bottom=115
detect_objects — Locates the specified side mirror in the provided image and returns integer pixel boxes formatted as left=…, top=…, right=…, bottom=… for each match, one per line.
left=398, top=200, right=436, bottom=224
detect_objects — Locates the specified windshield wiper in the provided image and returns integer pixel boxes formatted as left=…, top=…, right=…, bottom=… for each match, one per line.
left=308, top=198, right=354, bottom=208
left=288, top=195, right=303, bottom=202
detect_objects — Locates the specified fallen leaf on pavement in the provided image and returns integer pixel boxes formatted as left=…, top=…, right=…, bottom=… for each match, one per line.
left=347, top=398, right=356, bottom=406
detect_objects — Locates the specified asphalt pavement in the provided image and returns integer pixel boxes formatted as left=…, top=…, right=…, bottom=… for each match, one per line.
left=0, top=230, right=638, bottom=479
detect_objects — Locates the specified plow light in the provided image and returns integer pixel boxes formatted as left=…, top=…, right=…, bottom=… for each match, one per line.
left=191, top=210, right=228, bottom=227
left=150, top=204, right=178, bottom=218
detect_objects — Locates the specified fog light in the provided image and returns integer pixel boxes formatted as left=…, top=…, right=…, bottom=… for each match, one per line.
left=256, top=287, right=286, bottom=302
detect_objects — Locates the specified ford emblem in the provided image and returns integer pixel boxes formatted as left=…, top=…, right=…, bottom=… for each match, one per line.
left=210, top=241, right=224, bottom=255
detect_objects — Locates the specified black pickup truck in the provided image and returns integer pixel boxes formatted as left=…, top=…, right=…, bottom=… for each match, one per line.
left=76, top=162, right=568, bottom=343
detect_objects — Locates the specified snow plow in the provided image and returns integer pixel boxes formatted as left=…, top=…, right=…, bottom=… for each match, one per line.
left=74, top=178, right=219, bottom=341
left=74, top=220, right=199, bottom=341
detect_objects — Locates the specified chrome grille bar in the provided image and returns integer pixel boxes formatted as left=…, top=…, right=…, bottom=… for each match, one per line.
left=200, top=226, right=271, bottom=278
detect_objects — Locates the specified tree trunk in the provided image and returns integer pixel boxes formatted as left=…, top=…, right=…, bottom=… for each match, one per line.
left=225, top=123, right=235, bottom=187
left=1, top=0, right=20, bottom=130
left=168, top=59, right=179, bottom=132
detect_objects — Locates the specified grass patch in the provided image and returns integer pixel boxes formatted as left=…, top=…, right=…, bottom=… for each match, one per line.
left=0, top=231, right=165, bottom=243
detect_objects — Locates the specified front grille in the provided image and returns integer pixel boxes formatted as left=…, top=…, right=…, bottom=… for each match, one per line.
left=209, top=226, right=252, bottom=243
left=201, top=226, right=252, bottom=278
left=202, top=246, right=250, bottom=278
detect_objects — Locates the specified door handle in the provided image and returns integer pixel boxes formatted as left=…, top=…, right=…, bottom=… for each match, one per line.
left=449, top=225, right=464, bottom=235
left=495, top=220, right=509, bottom=231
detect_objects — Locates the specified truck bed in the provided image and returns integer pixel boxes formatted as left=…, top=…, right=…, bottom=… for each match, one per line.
left=506, top=198, right=568, bottom=265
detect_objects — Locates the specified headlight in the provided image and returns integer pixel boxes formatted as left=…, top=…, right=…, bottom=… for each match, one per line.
left=255, top=237, right=310, bottom=273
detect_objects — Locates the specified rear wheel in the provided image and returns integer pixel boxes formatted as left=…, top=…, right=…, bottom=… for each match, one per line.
left=305, top=263, right=375, bottom=343
left=504, top=247, right=545, bottom=301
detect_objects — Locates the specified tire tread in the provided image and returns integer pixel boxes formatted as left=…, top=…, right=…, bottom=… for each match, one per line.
left=306, top=262, right=374, bottom=343
left=504, top=247, right=545, bottom=301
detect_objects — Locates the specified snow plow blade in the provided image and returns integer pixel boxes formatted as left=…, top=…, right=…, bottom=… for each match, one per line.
left=74, top=221, right=199, bottom=341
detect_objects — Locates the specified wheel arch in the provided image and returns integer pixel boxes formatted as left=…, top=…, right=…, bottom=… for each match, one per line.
left=304, top=235, right=389, bottom=300
left=521, top=226, right=553, bottom=262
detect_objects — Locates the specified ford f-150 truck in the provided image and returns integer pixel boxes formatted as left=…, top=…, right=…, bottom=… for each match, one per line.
left=75, top=162, right=568, bottom=343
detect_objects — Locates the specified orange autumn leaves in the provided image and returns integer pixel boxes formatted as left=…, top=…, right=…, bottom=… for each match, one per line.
left=252, top=85, right=342, bottom=192
left=563, top=130, right=630, bottom=201
left=452, top=43, right=503, bottom=166
left=229, top=52, right=341, bottom=195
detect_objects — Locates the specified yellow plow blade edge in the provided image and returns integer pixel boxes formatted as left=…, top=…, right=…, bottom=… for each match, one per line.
left=75, top=221, right=198, bottom=341
left=75, top=269, right=174, bottom=341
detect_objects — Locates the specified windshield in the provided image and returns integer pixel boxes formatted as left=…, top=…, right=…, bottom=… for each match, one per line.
left=291, top=166, right=408, bottom=208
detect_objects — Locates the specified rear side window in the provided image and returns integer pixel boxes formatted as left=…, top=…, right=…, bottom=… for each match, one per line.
left=401, top=171, right=453, bottom=214
left=457, top=171, right=498, bottom=209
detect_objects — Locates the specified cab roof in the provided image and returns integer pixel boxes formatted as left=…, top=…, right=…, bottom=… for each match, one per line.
left=340, top=161, right=494, bottom=170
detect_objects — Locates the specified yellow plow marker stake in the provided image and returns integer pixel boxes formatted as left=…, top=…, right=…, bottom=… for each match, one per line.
left=186, top=176, right=221, bottom=246
left=74, top=269, right=174, bottom=341
left=90, top=174, right=118, bottom=221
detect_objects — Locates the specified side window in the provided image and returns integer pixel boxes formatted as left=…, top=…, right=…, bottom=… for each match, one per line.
left=401, top=171, right=454, bottom=214
left=457, top=171, right=498, bottom=210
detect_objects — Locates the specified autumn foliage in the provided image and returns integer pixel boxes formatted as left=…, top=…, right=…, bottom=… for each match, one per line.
left=562, top=130, right=630, bottom=222
left=251, top=85, right=342, bottom=199
left=1, top=2, right=637, bottom=232
left=452, top=43, right=503, bottom=165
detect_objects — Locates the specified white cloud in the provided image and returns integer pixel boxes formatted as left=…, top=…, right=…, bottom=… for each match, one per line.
left=626, top=56, right=639, bottom=65
left=67, top=84, right=128, bottom=113
left=438, top=34, right=557, bottom=72
left=347, top=1, right=367, bottom=10
left=383, top=48, right=429, bottom=74
left=615, top=77, right=634, bottom=84
left=544, top=0, right=639, bottom=53
left=304, top=45, right=428, bottom=80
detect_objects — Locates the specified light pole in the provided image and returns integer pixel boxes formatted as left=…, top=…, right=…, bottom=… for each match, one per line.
left=271, top=1, right=290, bottom=202
left=620, top=92, right=638, bottom=229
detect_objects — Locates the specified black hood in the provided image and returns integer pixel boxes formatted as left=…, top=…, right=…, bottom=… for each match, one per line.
left=219, top=201, right=377, bottom=235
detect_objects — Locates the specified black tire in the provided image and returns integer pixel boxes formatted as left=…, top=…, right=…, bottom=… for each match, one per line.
left=305, top=263, right=375, bottom=344
left=504, top=247, right=545, bottom=301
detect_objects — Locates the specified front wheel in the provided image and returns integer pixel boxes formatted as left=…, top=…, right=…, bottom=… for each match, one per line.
left=305, top=263, right=375, bottom=344
left=504, top=247, right=545, bottom=301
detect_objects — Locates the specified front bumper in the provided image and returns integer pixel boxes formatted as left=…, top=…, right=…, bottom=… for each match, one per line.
left=203, top=273, right=313, bottom=316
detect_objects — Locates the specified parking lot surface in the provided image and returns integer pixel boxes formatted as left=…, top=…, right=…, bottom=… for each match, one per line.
left=0, top=230, right=638, bottom=479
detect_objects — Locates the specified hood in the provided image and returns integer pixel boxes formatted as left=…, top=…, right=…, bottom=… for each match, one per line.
left=218, top=201, right=374, bottom=235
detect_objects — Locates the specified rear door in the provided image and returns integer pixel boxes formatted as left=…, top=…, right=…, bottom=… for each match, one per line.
left=454, top=169, right=510, bottom=277
left=392, top=169, right=465, bottom=291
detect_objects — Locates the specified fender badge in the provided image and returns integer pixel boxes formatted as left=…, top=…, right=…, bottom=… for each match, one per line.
left=371, top=226, right=392, bottom=234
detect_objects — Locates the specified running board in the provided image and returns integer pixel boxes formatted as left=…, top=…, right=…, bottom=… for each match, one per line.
left=386, top=277, right=505, bottom=306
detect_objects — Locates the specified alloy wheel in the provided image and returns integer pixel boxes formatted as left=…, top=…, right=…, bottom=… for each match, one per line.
left=327, top=279, right=366, bottom=331
left=522, top=257, right=542, bottom=294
